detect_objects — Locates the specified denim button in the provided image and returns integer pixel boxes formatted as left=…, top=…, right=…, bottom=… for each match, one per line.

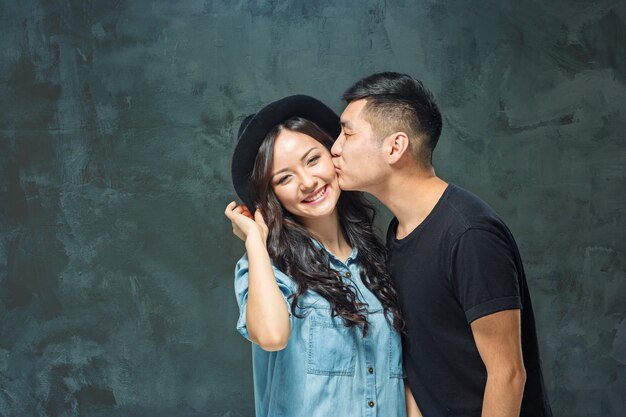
left=368, top=401, right=375, bottom=407
left=345, top=271, right=351, bottom=278
left=368, top=367, right=374, bottom=374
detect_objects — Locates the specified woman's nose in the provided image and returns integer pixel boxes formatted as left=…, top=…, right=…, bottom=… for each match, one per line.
left=300, top=172, right=317, bottom=192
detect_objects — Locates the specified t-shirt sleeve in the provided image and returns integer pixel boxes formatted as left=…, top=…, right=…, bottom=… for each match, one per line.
left=233, top=253, right=296, bottom=340
left=450, top=228, right=522, bottom=324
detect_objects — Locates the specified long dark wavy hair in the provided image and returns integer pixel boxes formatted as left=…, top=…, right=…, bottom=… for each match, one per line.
left=249, top=117, right=404, bottom=335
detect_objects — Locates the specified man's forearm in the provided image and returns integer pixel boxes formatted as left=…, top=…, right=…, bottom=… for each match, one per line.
left=481, top=369, right=526, bottom=417
left=404, top=381, right=423, bottom=417
left=471, top=309, right=526, bottom=417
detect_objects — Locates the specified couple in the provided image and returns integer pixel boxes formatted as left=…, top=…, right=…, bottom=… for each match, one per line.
left=224, top=72, right=552, bottom=417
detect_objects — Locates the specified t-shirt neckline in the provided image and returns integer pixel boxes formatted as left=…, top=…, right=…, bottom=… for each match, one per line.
left=389, top=183, right=455, bottom=246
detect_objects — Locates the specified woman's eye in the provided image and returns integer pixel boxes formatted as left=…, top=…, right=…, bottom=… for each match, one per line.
left=277, top=175, right=290, bottom=185
left=307, top=156, right=320, bottom=165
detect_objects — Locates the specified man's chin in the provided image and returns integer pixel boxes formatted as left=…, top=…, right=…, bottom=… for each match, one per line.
left=337, top=177, right=356, bottom=191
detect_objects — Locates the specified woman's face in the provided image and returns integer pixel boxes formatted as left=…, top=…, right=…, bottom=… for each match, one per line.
left=270, top=129, right=340, bottom=222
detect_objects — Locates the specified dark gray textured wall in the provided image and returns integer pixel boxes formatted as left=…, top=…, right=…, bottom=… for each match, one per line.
left=0, top=0, right=624, bottom=416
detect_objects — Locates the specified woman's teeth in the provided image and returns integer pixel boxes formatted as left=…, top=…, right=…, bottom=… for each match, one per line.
left=304, top=186, right=326, bottom=202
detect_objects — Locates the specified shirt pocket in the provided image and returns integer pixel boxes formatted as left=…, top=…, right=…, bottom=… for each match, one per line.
left=307, top=315, right=356, bottom=376
left=389, top=332, right=404, bottom=378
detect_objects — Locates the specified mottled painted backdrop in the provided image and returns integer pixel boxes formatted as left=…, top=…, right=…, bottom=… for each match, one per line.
left=0, top=0, right=624, bottom=416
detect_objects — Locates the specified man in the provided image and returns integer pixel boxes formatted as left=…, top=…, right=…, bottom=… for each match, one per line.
left=331, top=72, right=552, bottom=417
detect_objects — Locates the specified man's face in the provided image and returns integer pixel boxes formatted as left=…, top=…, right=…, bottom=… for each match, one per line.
left=331, top=99, right=387, bottom=192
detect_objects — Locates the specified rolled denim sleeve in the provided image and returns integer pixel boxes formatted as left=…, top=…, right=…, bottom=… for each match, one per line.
left=233, top=253, right=296, bottom=340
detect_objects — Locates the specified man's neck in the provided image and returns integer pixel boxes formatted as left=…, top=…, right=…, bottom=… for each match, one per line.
left=373, top=167, right=448, bottom=240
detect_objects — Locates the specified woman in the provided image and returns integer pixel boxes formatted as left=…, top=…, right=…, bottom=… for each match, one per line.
left=225, top=95, right=417, bottom=417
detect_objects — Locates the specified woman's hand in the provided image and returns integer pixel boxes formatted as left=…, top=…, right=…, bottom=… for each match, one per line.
left=224, top=202, right=269, bottom=244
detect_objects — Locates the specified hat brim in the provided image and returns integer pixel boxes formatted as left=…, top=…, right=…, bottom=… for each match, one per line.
left=231, top=95, right=340, bottom=209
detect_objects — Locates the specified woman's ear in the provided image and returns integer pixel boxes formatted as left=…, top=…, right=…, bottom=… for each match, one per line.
left=384, top=132, right=411, bottom=165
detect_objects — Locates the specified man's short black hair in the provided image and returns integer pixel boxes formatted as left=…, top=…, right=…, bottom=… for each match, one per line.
left=343, top=72, right=442, bottom=165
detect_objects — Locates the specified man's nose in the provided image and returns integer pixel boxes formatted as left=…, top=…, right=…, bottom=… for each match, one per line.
left=331, top=134, right=343, bottom=157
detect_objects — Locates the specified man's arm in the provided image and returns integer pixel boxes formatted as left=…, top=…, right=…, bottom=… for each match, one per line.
left=471, top=309, right=526, bottom=417
left=404, top=380, right=423, bottom=417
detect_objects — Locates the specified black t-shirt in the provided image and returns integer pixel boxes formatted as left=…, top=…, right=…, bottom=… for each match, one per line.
left=387, top=184, right=551, bottom=417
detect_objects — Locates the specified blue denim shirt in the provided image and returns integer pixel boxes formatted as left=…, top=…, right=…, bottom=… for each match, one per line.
left=234, top=247, right=406, bottom=417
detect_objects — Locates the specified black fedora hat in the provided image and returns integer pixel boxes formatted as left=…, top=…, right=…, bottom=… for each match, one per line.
left=231, top=95, right=340, bottom=209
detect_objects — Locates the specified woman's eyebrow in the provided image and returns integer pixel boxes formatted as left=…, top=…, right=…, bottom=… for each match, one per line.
left=300, top=147, right=316, bottom=161
left=271, top=147, right=317, bottom=178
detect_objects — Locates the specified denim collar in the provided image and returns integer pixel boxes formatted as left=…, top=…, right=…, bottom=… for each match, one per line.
left=311, top=238, right=358, bottom=267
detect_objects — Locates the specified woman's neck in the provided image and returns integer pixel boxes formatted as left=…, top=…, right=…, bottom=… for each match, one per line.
left=301, top=210, right=352, bottom=262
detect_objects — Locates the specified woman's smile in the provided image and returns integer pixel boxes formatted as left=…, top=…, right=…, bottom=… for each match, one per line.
left=302, top=185, right=329, bottom=204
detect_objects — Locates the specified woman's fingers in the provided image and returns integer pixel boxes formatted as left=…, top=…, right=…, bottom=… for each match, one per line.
left=224, top=201, right=237, bottom=215
left=254, top=210, right=269, bottom=241
left=241, top=204, right=253, bottom=219
left=224, top=201, right=268, bottom=243
left=225, top=202, right=249, bottom=219
left=254, top=210, right=266, bottom=226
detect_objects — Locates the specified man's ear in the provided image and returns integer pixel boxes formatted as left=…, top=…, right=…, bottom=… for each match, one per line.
left=384, top=132, right=411, bottom=164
